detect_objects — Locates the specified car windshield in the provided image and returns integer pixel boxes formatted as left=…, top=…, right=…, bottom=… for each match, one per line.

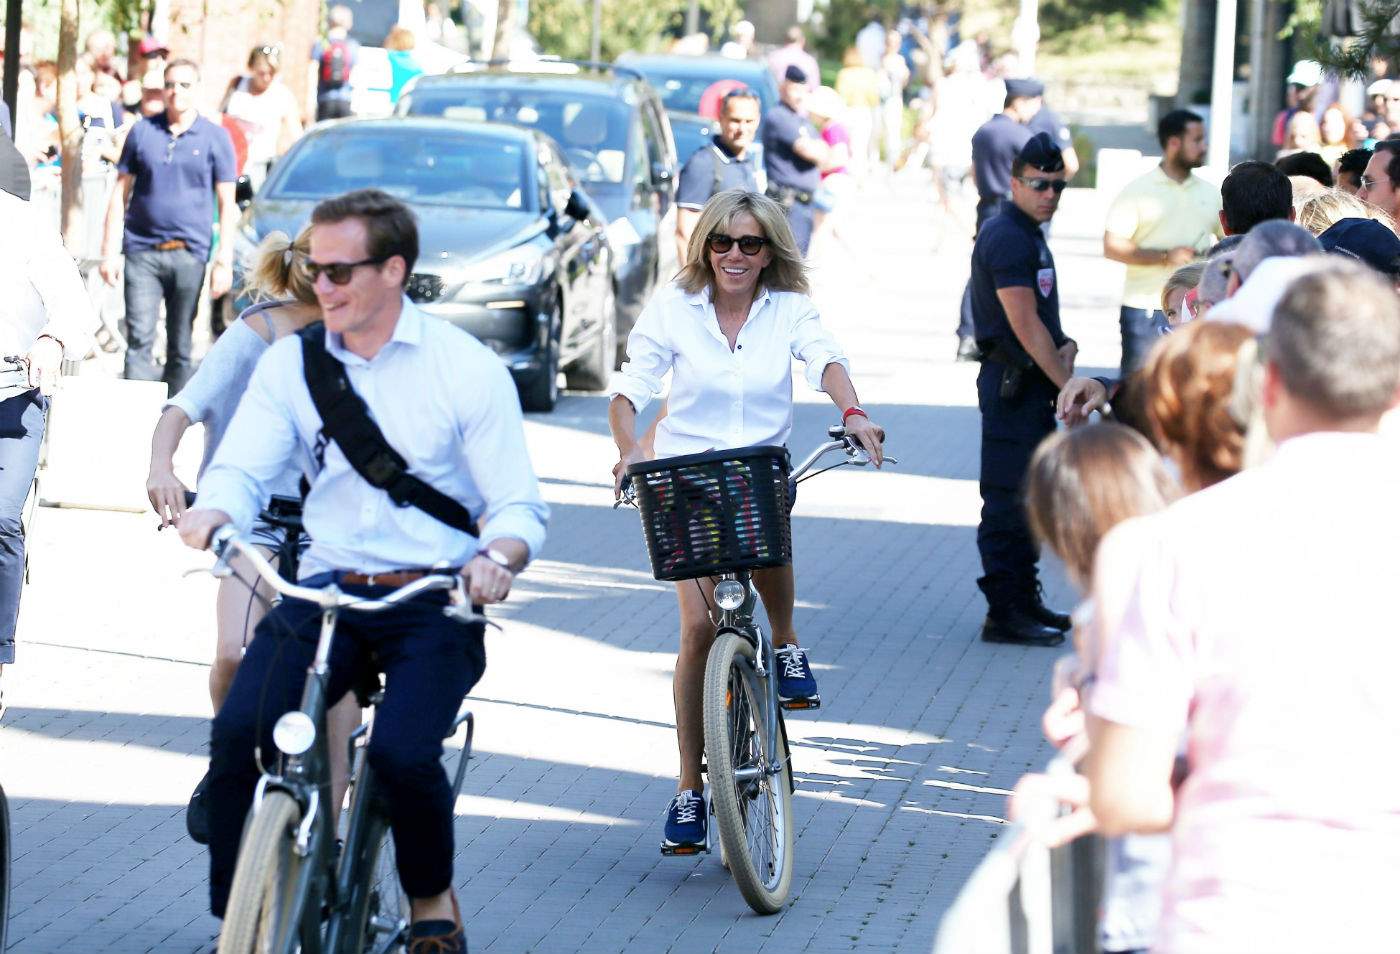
left=265, top=128, right=530, bottom=210
left=628, top=63, right=775, bottom=116
left=404, top=88, right=631, bottom=185
left=671, top=119, right=716, bottom=167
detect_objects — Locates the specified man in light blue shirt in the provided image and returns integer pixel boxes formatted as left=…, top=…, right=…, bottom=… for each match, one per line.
left=180, top=189, right=547, bottom=953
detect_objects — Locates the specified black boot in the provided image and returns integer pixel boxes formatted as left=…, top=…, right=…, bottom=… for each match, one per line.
left=981, top=605, right=1066, bottom=647
left=1025, top=586, right=1071, bottom=632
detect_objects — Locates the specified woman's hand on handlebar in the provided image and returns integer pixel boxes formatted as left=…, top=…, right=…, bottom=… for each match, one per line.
left=613, top=446, right=649, bottom=498
left=177, top=508, right=233, bottom=551
left=845, top=415, right=886, bottom=467
left=147, top=467, right=192, bottom=529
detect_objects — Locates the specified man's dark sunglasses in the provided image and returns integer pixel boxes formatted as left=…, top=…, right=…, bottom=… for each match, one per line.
left=707, top=233, right=768, bottom=255
left=1017, top=176, right=1068, bottom=193
left=300, top=256, right=388, bottom=284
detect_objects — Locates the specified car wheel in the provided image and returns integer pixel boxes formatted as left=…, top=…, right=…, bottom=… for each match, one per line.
left=520, top=313, right=560, bottom=413
left=565, top=285, right=616, bottom=391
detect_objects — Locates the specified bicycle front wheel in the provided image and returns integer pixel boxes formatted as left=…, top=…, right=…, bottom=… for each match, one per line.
left=217, top=791, right=308, bottom=954
left=703, top=631, right=795, bottom=914
left=351, top=813, right=409, bottom=954
left=0, top=782, right=10, bottom=953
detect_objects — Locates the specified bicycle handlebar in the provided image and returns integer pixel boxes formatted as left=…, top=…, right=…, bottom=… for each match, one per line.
left=208, top=525, right=481, bottom=621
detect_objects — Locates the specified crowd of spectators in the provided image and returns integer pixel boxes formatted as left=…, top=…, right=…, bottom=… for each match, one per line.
left=1011, top=135, right=1400, bottom=953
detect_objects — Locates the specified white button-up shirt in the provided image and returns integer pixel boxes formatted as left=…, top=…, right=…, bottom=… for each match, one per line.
left=0, top=191, right=96, bottom=398
left=196, top=298, right=548, bottom=578
left=607, top=282, right=850, bottom=457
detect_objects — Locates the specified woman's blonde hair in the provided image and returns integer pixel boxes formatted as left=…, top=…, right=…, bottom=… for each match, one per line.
left=677, top=190, right=809, bottom=296
left=248, top=225, right=316, bottom=306
left=1160, top=261, right=1204, bottom=315
left=1297, top=188, right=1399, bottom=236
left=1026, top=422, right=1179, bottom=585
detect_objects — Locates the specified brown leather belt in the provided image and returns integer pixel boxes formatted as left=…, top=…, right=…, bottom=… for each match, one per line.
left=154, top=239, right=188, bottom=251
left=339, top=568, right=442, bottom=587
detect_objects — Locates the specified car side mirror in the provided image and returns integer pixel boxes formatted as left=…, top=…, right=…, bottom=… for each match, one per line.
left=650, top=161, right=674, bottom=188
left=564, top=189, right=591, bottom=221
left=234, top=174, right=254, bottom=209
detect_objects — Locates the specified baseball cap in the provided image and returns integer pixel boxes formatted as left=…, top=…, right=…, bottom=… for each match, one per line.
left=1368, top=78, right=1393, bottom=97
left=783, top=64, right=807, bottom=85
left=1287, top=59, right=1323, bottom=87
left=137, top=34, right=169, bottom=58
left=1318, top=217, right=1400, bottom=277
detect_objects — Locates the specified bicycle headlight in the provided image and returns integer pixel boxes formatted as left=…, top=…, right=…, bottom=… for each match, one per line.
left=714, top=580, right=746, bottom=611
left=273, top=711, right=317, bottom=756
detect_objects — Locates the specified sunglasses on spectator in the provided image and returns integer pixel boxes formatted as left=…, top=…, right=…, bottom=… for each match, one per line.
left=1360, top=174, right=1382, bottom=190
left=300, top=256, right=388, bottom=284
left=163, top=80, right=195, bottom=91
left=1016, top=176, right=1067, bottom=193
left=707, top=233, right=769, bottom=255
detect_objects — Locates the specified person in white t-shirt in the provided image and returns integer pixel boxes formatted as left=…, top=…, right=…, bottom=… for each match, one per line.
left=221, top=44, right=302, bottom=189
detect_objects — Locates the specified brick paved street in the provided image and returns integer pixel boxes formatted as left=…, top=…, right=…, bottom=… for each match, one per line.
left=0, top=173, right=1123, bottom=953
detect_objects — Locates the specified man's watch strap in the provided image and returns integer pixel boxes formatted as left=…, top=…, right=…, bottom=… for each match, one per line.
left=477, top=547, right=514, bottom=571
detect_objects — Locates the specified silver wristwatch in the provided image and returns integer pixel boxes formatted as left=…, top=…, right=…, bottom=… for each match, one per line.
left=477, top=547, right=513, bottom=572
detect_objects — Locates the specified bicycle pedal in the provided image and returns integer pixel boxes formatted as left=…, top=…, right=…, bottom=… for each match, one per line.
left=779, top=695, right=821, bottom=711
left=660, top=841, right=709, bottom=857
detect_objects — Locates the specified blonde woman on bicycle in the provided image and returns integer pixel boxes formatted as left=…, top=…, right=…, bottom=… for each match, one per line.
left=607, top=189, right=885, bottom=852
left=146, top=226, right=358, bottom=841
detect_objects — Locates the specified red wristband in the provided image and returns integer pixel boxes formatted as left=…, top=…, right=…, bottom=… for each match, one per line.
left=842, top=406, right=868, bottom=423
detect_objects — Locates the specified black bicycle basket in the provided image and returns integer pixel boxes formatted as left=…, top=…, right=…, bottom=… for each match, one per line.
left=627, top=444, right=792, bottom=582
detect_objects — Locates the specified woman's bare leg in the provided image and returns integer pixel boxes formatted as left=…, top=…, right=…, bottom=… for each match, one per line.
left=673, top=577, right=717, bottom=792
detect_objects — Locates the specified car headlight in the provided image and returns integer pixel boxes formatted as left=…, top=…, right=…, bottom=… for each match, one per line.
left=272, top=711, right=317, bottom=756
left=459, top=245, right=545, bottom=286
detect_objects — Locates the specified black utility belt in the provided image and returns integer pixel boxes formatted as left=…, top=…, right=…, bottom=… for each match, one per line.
left=766, top=184, right=814, bottom=206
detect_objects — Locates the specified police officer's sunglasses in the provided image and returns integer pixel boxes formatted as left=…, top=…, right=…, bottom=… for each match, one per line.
left=707, top=233, right=769, bottom=255
left=299, top=256, right=389, bottom=284
left=1016, top=176, right=1068, bottom=193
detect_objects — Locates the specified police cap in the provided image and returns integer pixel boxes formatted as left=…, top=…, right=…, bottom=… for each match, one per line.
left=1017, top=132, right=1065, bottom=173
left=1004, top=77, right=1045, bottom=100
left=784, top=64, right=808, bottom=84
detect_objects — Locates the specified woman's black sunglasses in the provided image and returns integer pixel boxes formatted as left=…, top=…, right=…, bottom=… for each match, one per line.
left=299, top=256, right=388, bottom=285
left=707, top=233, right=769, bottom=256
left=1016, top=176, right=1068, bottom=193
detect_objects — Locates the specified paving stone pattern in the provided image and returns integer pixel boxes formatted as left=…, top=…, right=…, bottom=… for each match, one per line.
left=0, top=176, right=1125, bottom=953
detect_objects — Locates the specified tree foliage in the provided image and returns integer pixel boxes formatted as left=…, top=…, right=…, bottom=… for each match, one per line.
left=527, top=0, right=741, bottom=61
left=1038, top=0, right=1171, bottom=38
left=812, top=0, right=899, bottom=64
left=1292, top=0, right=1400, bottom=77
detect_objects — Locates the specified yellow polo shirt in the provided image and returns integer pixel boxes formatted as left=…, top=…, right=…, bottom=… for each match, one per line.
left=1105, top=166, right=1223, bottom=310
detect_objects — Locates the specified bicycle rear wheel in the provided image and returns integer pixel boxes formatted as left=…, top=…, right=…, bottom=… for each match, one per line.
left=350, top=813, right=409, bottom=954
left=217, top=791, right=307, bottom=954
left=703, top=632, right=795, bottom=914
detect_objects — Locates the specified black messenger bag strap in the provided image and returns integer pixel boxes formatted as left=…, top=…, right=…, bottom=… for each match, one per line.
left=298, top=325, right=477, bottom=535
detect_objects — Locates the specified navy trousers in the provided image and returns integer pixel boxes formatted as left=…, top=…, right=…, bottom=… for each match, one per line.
left=976, top=362, right=1057, bottom=612
left=1119, top=306, right=1170, bottom=379
left=0, top=390, right=45, bottom=665
left=207, top=575, right=486, bottom=917
left=786, top=200, right=815, bottom=255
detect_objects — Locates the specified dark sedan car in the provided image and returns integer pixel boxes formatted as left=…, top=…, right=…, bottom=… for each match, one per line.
left=236, top=118, right=612, bottom=411
left=398, top=64, right=678, bottom=363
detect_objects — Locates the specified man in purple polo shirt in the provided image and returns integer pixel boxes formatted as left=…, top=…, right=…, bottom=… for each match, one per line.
left=100, top=58, right=237, bottom=393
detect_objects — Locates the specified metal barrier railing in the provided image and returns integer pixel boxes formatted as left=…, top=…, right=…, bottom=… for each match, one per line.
left=932, top=760, right=1103, bottom=954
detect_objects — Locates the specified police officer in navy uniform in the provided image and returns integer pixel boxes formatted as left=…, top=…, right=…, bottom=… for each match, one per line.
left=675, top=87, right=765, bottom=261
left=970, top=132, right=1076, bottom=647
left=955, top=78, right=1043, bottom=362
left=762, top=64, right=829, bottom=255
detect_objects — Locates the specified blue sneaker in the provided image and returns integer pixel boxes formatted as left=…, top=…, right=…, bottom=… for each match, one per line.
left=661, top=789, right=707, bottom=854
left=775, top=645, right=821, bottom=709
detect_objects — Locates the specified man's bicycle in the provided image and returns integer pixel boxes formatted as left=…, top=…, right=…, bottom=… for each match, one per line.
left=621, top=425, right=893, bottom=914
left=199, top=528, right=479, bottom=954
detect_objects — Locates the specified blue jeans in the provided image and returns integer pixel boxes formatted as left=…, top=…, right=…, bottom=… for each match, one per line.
left=1119, top=306, right=1170, bottom=379
left=123, top=248, right=207, bottom=393
left=0, top=390, right=45, bottom=665
left=206, top=576, right=486, bottom=916
left=785, top=200, right=814, bottom=255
